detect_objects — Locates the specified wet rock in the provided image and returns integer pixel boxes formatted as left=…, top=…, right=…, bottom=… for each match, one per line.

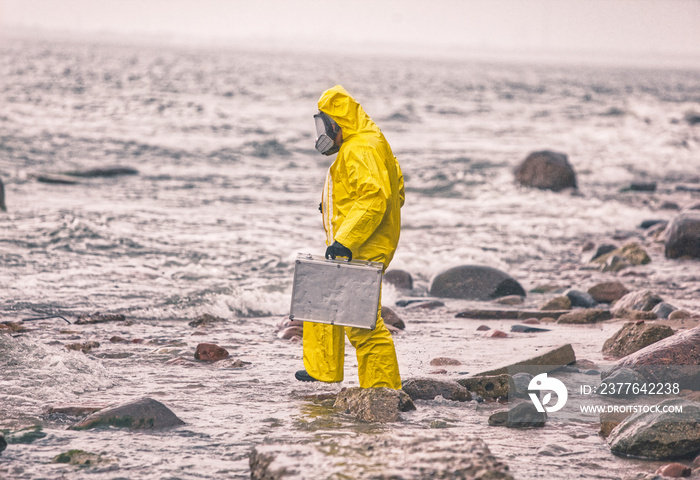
left=608, top=399, right=700, bottom=459
left=430, top=357, right=461, bottom=366
left=70, top=397, right=184, bottom=430
left=566, top=289, right=598, bottom=308
left=488, top=402, right=547, bottom=428
left=599, top=368, right=647, bottom=398
left=65, top=341, right=100, bottom=353
left=250, top=435, right=514, bottom=480
left=665, top=213, right=700, bottom=259
left=476, top=325, right=490, bottom=331
left=655, top=463, right=692, bottom=478
left=476, top=344, right=576, bottom=376
left=603, top=322, right=675, bottom=357
left=603, top=325, right=700, bottom=389
left=514, top=150, right=577, bottom=192
left=402, top=378, right=471, bottom=402
left=540, top=295, right=571, bottom=311
left=458, top=374, right=510, bottom=399
left=408, top=300, right=445, bottom=309
left=277, top=326, right=302, bottom=340
left=75, top=312, right=125, bottom=325
left=510, top=324, right=550, bottom=333
left=669, top=310, right=691, bottom=320
left=188, top=313, right=226, bottom=327
left=52, top=449, right=110, bottom=466
left=612, top=290, right=664, bottom=315
left=600, top=410, right=632, bottom=438
left=588, top=281, right=630, bottom=303
left=494, top=295, right=524, bottom=305
left=592, top=242, right=651, bottom=272
left=194, top=343, right=229, bottom=362
left=484, top=329, right=508, bottom=338
left=381, top=306, right=405, bottom=329
left=510, top=373, right=534, bottom=398
left=63, top=166, right=138, bottom=178
left=429, top=265, right=526, bottom=300
left=590, top=244, right=618, bottom=261
left=557, top=309, right=612, bottom=324
left=333, top=387, right=416, bottom=422
left=3, top=426, right=47, bottom=445
left=109, top=336, right=130, bottom=343
left=0, top=433, right=6, bottom=454
left=383, top=269, right=413, bottom=290
left=0, top=178, right=5, bottom=212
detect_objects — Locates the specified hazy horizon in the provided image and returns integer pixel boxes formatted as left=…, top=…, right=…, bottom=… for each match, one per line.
left=2, top=0, right=700, bottom=68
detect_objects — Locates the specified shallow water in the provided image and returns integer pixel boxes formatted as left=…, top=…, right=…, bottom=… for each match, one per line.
left=0, top=35, right=699, bottom=479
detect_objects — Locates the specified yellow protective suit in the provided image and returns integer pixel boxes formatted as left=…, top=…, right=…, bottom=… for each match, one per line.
left=303, top=85, right=404, bottom=389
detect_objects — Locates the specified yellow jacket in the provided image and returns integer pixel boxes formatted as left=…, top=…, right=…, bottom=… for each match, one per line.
left=319, top=85, right=404, bottom=270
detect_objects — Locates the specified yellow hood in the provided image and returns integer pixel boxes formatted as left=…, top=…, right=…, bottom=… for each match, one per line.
left=317, top=85, right=379, bottom=138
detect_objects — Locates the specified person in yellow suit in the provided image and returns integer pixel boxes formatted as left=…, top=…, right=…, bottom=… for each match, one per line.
left=295, top=85, right=404, bottom=389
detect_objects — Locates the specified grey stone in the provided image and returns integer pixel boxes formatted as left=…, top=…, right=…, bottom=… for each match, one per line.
left=402, top=378, right=471, bottom=402
left=566, top=289, right=598, bottom=308
left=514, top=150, right=577, bottom=192
left=608, top=399, right=700, bottom=459
left=602, top=322, right=675, bottom=357
left=598, top=368, right=647, bottom=398
left=588, top=281, right=630, bottom=303
left=430, top=265, right=526, bottom=300
left=612, top=290, right=663, bottom=315
left=383, top=269, right=413, bottom=290
left=652, top=302, right=677, bottom=319
left=510, top=324, right=550, bottom=333
left=488, top=402, right=546, bottom=428
left=334, top=387, right=416, bottom=422
left=510, top=372, right=534, bottom=398
left=69, top=397, right=185, bottom=430
left=665, top=212, right=700, bottom=259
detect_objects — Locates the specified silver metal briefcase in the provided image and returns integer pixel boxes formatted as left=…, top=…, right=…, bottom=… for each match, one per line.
left=289, top=253, right=383, bottom=330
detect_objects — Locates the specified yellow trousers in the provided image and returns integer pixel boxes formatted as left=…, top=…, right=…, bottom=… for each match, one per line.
left=302, top=299, right=401, bottom=389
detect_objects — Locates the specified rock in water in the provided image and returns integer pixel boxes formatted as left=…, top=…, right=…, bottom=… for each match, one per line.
left=602, top=322, right=675, bottom=357
left=0, top=178, right=6, bottom=212
left=602, top=325, right=700, bottom=390
left=69, top=397, right=184, bottom=430
left=514, top=150, right=577, bottom=192
left=665, top=213, right=700, bottom=259
left=608, top=399, right=700, bottom=459
left=488, top=402, right=547, bottom=428
left=334, top=387, right=416, bottom=422
left=429, top=265, right=525, bottom=300
left=383, top=269, right=413, bottom=290
left=402, top=378, right=471, bottom=402
left=458, top=374, right=510, bottom=399
left=475, top=344, right=576, bottom=376
left=194, top=343, right=229, bottom=362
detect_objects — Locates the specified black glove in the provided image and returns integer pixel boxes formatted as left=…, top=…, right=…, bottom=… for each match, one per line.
left=325, top=241, right=352, bottom=261
left=319, top=202, right=322, bottom=213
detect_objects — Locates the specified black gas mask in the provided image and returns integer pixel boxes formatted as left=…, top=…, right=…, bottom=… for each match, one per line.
left=314, top=111, right=341, bottom=156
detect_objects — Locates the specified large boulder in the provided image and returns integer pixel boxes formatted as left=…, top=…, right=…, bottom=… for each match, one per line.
left=602, top=322, right=675, bottom=357
left=665, top=213, right=700, bottom=259
left=383, top=270, right=413, bottom=290
left=334, top=387, right=416, bottom=422
left=69, top=397, right=185, bottom=430
left=602, top=325, right=700, bottom=390
left=514, top=150, right=577, bottom=192
left=608, top=399, right=700, bottom=459
left=402, top=378, right=471, bottom=402
left=430, top=265, right=525, bottom=300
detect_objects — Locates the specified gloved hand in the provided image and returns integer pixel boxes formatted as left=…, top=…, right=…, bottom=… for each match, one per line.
left=325, top=241, right=352, bottom=261
left=318, top=202, right=322, bottom=213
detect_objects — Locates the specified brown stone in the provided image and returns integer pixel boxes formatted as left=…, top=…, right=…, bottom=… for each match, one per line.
left=523, top=318, right=541, bottom=324
left=494, top=295, right=524, bottom=305
left=382, top=306, right=405, bottom=329
left=588, top=281, right=629, bottom=303
left=540, top=296, right=571, bottom=311
left=458, top=374, right=510, bottom=399
left=430, top=357, right=462, bottom=366
left=383, top=269, right=413, bottom=290
left=476, top=344, right=576, bottom=376
left=484, top=330, right=508, bottom=338
left=476, top=325, right=491, bottom=331
left=194, top=343, right=229, bottom=362
left=602, top=322, right=675, bottom=357
left=334, top=387, right=416, bottom=422
left=402, top=378, right=471, bottom=402
left=592, top=242, right=651, bottom=271
left=514, top=150, right=577, bottom=192
left=655, top=463, right=692, bottom=477
left=65, top=341, right=100, bottom=353
left=557, top=309, right=612, bottom=324
left=669, top=310, right=691, bottom=320
left=603, top=325, right=700, bottom=389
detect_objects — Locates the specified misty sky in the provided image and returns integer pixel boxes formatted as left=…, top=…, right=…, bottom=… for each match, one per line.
left=2, top=0, right=700, bottom=65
